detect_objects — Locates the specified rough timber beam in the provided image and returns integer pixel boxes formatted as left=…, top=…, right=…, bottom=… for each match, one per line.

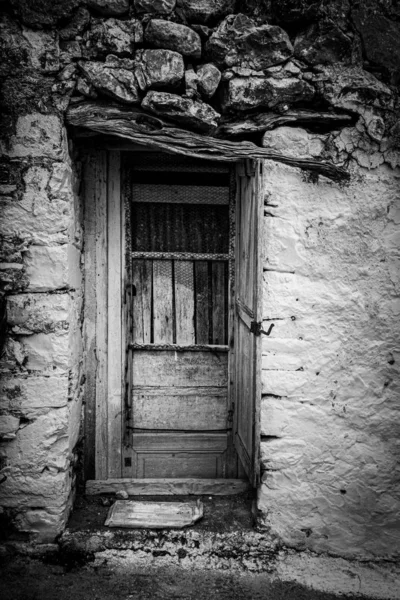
left=66, top=102, right=350, bottom=183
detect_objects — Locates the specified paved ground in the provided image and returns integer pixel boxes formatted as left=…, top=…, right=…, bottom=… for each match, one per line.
left=0, top=554, right=369, bottom=600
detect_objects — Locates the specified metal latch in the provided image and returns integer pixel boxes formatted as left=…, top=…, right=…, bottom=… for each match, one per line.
left=250, top=321, right=275, bottom=336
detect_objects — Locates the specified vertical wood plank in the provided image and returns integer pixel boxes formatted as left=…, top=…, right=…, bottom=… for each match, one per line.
left=153, top=260, right=173, bottom=343
left=211, top=262, right=226, bottom=345
left=95, top=150, right=108, bottom=480
left=107, top=151, right=122, bottom=478
left=175, top=261, right=195, bottom=344
left=121, top=157, right=133, bottom=478
left=132, top=260, right=152, bottom=343
left=83, top=151, right=98, bottom=480
left=194, top=261, right=209, bottom=344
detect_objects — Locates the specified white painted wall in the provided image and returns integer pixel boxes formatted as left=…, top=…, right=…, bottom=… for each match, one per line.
left=258, top=156, right=400, bottom=560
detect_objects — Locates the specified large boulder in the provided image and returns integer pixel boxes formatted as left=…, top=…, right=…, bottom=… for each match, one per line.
left=134, top=49, right=184, bottom=91
left=145, top=20, right=202, bottom=59
left=79, top=61, right=140, bottom=103
left=86, top=0, right=130, bottom=16
left=206, top=14, right=293, bottom=70
left=176, top=0, right=237, bottom=25
left=141, top=91, right=220, bottom=133
left=196, top=63, right=221, bottom=98
left=87, top=18, right=143, bottom=57
left=134, top=0, right=176, bottom=15
left=294, top=20, right=357, bottom=66
left=221, top=76, right=314, bottom=111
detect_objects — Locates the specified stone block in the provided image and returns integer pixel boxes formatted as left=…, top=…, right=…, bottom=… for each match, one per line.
left=206, top=14, right=293, bottom=69
left=10, top=0, right=80, bottom=28
left=176, top=0, right=235, bottom=25
left=2, top=407, right=71, bottom=475
left=0, top=114, right=64, bottom=159
left=22, top=28, right=59, bottom=73
left=14, top=505, right=70, bottom=543
left=25, top=245, right=69, bottom=292
left=0, top=414, right=20, bottom=440
left=142, top=91, right=220, bottom=133
left=0, top=166, right=71, bottom=246
left=134, top=49, right=184, bottom=91
left=87, top=18, right=143, bottom=57
left=262, top=127, right=325, bottom=159
left=0, top=374, right=69, bottom=416
left=262, top=338, right=312, bottom=371
left=222, top=76, right=314, bottom=111
left=196, top=63, right=221, bottom=98
left=79, top=61, right=140, bottom=104
left=294, top=21, right=356, bottom=66
left=145, top=19, right=202, bottom=59
left=20, top=331, right=69, bottom=373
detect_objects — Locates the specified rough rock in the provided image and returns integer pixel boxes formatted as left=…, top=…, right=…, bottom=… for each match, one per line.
left=145, top=19, right=202, bottom=59
left=134, top=0, right=176, bottom=15
left=142, top=91, right=220, bottom=133
left=197, top=63, right=221, bottom=98
left=87, top=18, right=143, bottom=57
left=262, top=127, right=325, bottom=158
left=79, top=61, right=140, bottom=104
left=352, top=4, right=400, bottom=84
left=206, top=14, right=293, bottom=70
left=134, top=49, right=184, bottom=91
left=176, top=0, right=236, bottom=25
left=312, top=65, right=394, bottom=115
left=0, top=114, right=64, bottom=159
left=222, top=76, right=314, bottom=111
left=25, top=245, right=70, bottom=292
left=59, top=7, right=91, bottom=41
left=7, top=293, right=69, bottom=335
left=0, top=415, right=20, bottom=440
left=294, top=20, right=357, bottom=66
left=184, top=67, right=199, bottom=98
left=86, top=0, right=130, bottom=16
left=9, top=0, right=81, bottom=28
left=21, top=29, right=60, bottom=73
left=76, top=77, right=98, bottom=98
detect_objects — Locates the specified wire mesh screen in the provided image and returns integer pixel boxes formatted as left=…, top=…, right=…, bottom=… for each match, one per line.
left=132, top=202, right=229, bottom=254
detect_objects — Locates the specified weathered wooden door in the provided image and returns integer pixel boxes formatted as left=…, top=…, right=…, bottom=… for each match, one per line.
left=122, top=152, right=238, bottom=479
left=233, top=160, right=264, bottom=487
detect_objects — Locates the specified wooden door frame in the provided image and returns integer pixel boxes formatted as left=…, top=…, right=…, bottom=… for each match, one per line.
left=82, top=145, right=260, bottom=495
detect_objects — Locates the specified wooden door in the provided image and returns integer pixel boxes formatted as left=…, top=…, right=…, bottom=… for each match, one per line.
left=233, top=160, right=264, bottom=487
left=122, top=152, right=238, bottom=479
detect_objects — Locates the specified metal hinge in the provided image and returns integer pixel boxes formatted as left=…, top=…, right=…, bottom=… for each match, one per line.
left=250, top=321, right=275, bottom=337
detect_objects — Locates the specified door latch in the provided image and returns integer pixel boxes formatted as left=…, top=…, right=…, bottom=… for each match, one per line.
left=250, top=321, right=275, bottom=336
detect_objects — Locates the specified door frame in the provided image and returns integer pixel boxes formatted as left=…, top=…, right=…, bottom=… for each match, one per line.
left=82, top=145, right=262, bottom=495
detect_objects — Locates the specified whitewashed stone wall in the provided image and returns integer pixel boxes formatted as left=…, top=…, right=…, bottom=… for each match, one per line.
left=259, top=154, right=400, bottom=561
left=0, top=115, right=83, bottom=542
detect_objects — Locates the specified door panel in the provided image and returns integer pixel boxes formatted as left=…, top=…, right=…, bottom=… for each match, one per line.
left=124, top=152, right=236, bottom=479
left=233, top=161, right=264, bottom=487
left=132, top=433, right=228, bottom=478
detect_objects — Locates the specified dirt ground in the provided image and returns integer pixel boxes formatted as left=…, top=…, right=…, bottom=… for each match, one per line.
left=0, top=554, right=363, bottom=600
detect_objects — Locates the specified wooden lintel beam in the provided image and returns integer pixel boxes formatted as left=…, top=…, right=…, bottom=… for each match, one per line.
left=66, top=102, right=350, bottom=183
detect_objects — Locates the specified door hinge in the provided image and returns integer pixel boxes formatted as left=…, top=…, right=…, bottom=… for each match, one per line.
left=250, top=321, right=275, bottom=336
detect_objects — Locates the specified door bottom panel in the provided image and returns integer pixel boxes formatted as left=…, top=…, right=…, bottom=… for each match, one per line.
left=131, top=433, right=228, bottom=478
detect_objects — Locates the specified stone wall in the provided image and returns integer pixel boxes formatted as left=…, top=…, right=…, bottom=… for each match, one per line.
left=0, top=0, right=399, bottom=554
left=0, top=115, right=83, bottom=542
